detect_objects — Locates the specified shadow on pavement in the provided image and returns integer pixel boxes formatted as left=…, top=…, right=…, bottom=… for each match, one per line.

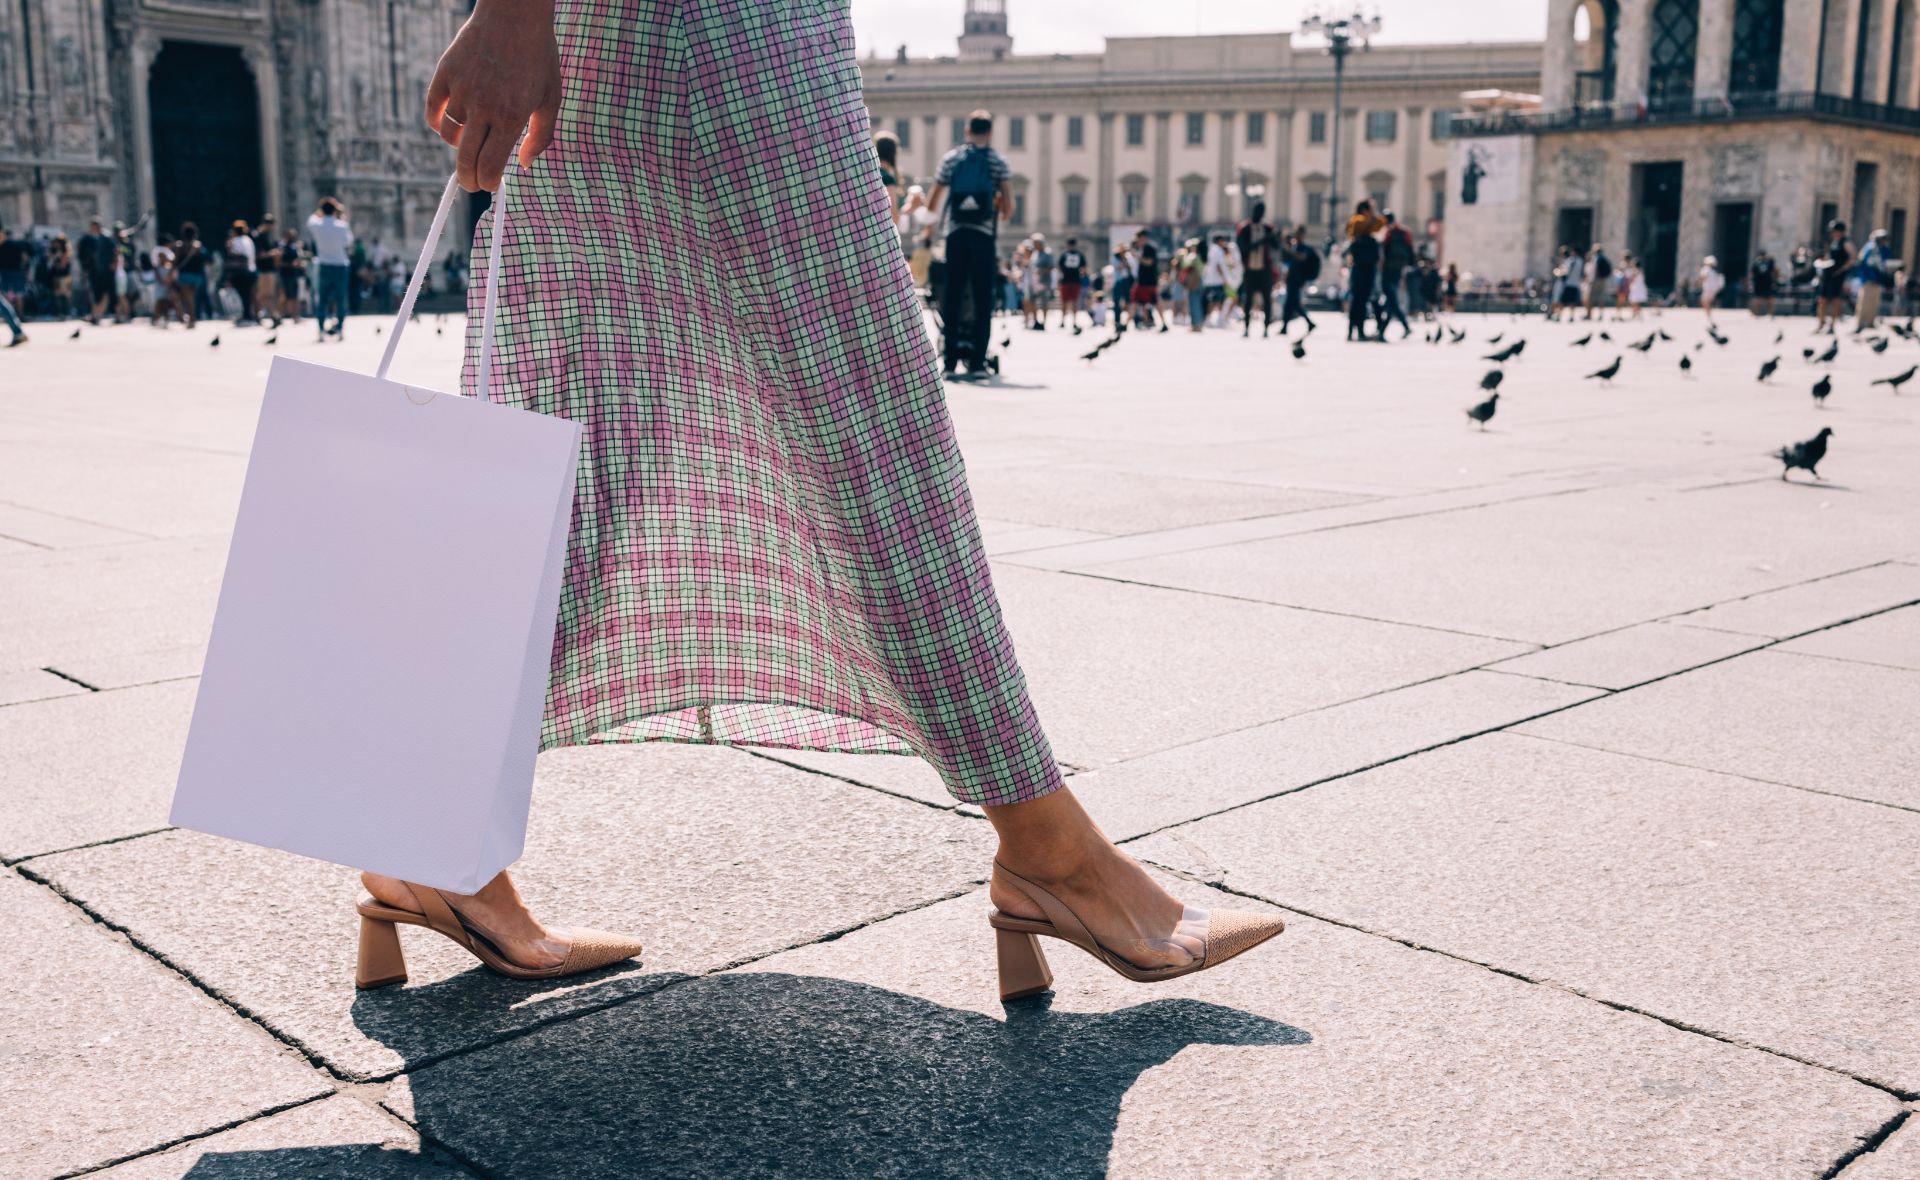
left=185, top=970, right=1310, bottom=1177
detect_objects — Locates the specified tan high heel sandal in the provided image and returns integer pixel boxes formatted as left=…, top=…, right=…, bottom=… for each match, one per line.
left=355, top=882, right=645, bottom=989
left=987, top=861, right=1285, bottom=1001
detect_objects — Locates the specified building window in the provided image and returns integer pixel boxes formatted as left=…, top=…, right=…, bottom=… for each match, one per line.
left=950, top=117, right=967, bottom=146
left=1246, top=111, right=1266, bottom=145
left=1123, top=190, right=1144, bottom=218
left=1429, top=110, right=1455, bottom=140
left=1007, top=117, right=1025, bottom=148
left=1185, top=113, right=1205, bottom=145
left=1064, top=190, right=1085, bottom=226
left=1177, top=178, right=1206, bottom=222
left=1365, top=172, right=1393, bottom=211
left=1009, top=192, right=1026, bottom=226
left=1067, top=115, right=1085, bottom=147
left=1308, top=111, right=1328, bottom=144
left=1429, top=173, right=1447, bottom=221
left=1364, top=111, right=1397, bottom=143
left=1729, top=0, right=1783, bottom=96
left=1126, top=114, right=1146, bottom=146
left=1306, top=191, right=1326, bottom=227
left=1891, top=208, right=1909, bottom=259
left=1647, top=0, right=1699, bottom=111
left=894, top=118, right=912, bottom=149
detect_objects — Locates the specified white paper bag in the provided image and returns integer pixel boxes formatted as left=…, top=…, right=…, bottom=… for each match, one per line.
left=172, top=174, right=580, bottom=893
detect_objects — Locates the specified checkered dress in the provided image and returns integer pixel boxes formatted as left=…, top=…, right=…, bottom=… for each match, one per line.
left=462, top=0, right=1061, bottom=807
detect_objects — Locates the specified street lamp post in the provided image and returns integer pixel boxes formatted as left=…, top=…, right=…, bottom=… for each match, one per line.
left=1299, top=6, right=1381, bottom=248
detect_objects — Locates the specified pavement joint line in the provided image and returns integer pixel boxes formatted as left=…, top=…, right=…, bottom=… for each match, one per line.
left=1823, top=1108, right=1913, bottom=1180
left=1476, top=666, right=1618, bottom=691
left=40, top=666, right=102, bottom=692
left=1003, top=479, right=1606, bottom=572
left=741, top=748, right=961, bottom=813
left=1140, top=859, right=1920, bottom=1105
left=0, top=530, right=54, bottom=550
left=4, top=824, right=177, bottom=867
left=52, top=1091, right=337, bottom=1180
left=0, top=496, right=164, bottom=538
left=9, top=860, right=359, bottom=1085
left=0, top=672, right=204, bottom=714
left=1514, top=731, right=1920, bottom=816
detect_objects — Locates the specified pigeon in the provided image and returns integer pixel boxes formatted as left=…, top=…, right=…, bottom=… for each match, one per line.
left=1598, top=331, right=1612, bottom=341
left=1078, top=337, right=1117, bottom=361
left=1291, top=338, right=1307, bottom=360
left=263, top=333, right=277, bottom=345
left=1773, top=427, right=1833, bottom=480
left=1483, top=340, right=1524, bottom=363
left=1812, top=374, right=1832, bottom=406
left=1511, top=339, right=1527, bottom=358
left=1571, top=333, right=1592, bottom=346
left=1487, top=332, right=1504, bottom=345
left=67, top=328, right=80, bottom=340
left=1814, top=339, right=1839, bottom=364
left=435, top=326, right=443, bottom=336
left=1585, top=356, right=1622, bottom=383
left=1802, top=347, right=1816, bottom=360
left=1695, top=342, right=1705, bottom=351
left=1872, top=365, right=1916, bottom=391
left=1480, top=369, right=1505, bottom=392
left=209, top=335, right=220, bottom=347
left=1871, top=335, right=1890, bottom=353
left=1628, top=334, right=1655, bottom=352
left=1774, top=329, right=1785, bottom=344
left=1657, top=329, right=1674, bottom=342
left=1757, top=356, right=1780, bottom=382
left=1000, top=336, right=1011, bottom=348
left=1448, top=328, right=1467, bottom=343
left=1466, top=393, right=1499, bottom=429
left=375, top=325, right=383, bottom=336
left=1679, top=354, right=1692, bottom=374
left=1707, top=325, right=1729, bottom=345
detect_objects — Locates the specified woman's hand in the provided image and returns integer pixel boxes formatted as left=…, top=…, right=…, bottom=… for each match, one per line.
left=425, top=0, right=561, bottom=192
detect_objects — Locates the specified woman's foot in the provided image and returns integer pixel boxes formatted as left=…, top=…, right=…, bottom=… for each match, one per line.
left=984, top=788, right=1206, bottom=970
left=361, top=870, right=569, bottom=970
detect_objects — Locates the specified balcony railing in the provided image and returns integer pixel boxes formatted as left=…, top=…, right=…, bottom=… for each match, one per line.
left=1450, top=90, right=1920, bottom=137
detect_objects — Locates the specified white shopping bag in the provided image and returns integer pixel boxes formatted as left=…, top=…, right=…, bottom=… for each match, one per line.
left=172, top=174, right=580, bottom=893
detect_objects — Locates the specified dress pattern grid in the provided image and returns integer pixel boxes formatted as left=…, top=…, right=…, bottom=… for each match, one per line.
left=462, top=0, right=1062, bottom=807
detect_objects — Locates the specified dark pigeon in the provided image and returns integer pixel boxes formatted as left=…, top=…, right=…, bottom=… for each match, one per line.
left=1773, top=427, right=1832, bottom=480
left=1757, top=356, right=1779, bottom=382
left=1871, top=365, right=1916, bottom=391
left=1480, top=369, right=1504, bottom=392
left=1815, top=339, right=1839, bottom=364
left=1483, top=339, right=1524, bottom=363
left=1571, top=333, right=1593, bottom=346
left=1628, top=334, right=1655, bottom=352
left=1585, top=356, right=1622, bottom=383
left=1466, top=393, right=1499, bottom=429
left=1812, top=374, right=1832, bottom=406
left=1680, top=353, right=1692, bottom=374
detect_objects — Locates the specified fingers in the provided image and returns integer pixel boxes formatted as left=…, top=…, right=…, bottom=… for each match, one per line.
left=424, top=68, right=456, bottom=146
left=520, top=89, right=558, bottom=166
left=475, top=121, right=517, bottom=193
left=456, top=120, right=492, bottom=193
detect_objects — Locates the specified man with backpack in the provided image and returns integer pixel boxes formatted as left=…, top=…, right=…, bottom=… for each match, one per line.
left=1375, top=210, right=1416, bottom=339
left=927, top=109, right=1011, bottom=376
left=1235, top=201, right=1282, bottom=338
left=1585, top=245, right=1613, bottom=321
left=1279, top=225, right=1320, bottom=335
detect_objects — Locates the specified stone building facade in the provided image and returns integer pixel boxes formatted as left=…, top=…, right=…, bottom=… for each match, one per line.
left=860, top=16, right=1541, bottom=259
left=1447, top=0, right=1920, bottom=290
left=0, top=0, right=468, bottom=257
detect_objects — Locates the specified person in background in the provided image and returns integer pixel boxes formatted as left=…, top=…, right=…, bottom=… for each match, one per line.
left=1584, top=244, right=1613, bottom=321
left=1342, top=199, right=1384, bottom=341
left=1108, top=243, right=1134, bottom=332
left=37, top=234, right=74, bottom=317
left=1697, top=254, right=1724, bottom=325
left=1132, top=228, right=1165, bottom=332
left=1854, top=228, right=1893, bottom=331
left=1028, top=233, right=1054, bottom=331
left=172, top=226, right=207, bottom=328
left=1054, top=236, right=1086, bottom=333
left=925, top=108, right=1011, bottom=375
left=1375, top=209, right=1415, bottom=339
left=1236, top=202, right=1281, bottom=338
left=0, top=227, right=25, bottom=344
left=253, top=215, right=282, bottom=327
left=277, top=228, right=307, bottom=322
left=1201, top=232, right=1231, bottom=330
left=225, top=220, right=258, bottom=324
left=1442, top=260, right=1459, bottom=314
left=1172, top=237, right=1204, bottom=332
left=1747, top=248, right=1778, bottom=318
left=1814, top=219, right=1852, bottom=335
left=1280, top=224, right=1320, bottom=334
left=308, top=197, right=354, bottom=340
left=80, top=218, right=118, bottom=325
left=874, top=129, right=902, bottom=219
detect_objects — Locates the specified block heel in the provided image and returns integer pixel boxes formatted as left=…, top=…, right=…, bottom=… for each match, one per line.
left=356, top=914, right=408, bottom=989
left=996, top=927, right=1054, bottom=1001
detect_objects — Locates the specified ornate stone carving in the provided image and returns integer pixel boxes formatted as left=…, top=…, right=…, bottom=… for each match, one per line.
left=1555, top=148, right=1603, bottom=201
left=1710, top=143, right=1764, bottom=195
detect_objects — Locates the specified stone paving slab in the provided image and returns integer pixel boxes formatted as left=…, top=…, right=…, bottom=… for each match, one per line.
left=0, top=422, right=246, bottom=538
left=1484, top=620, right=1769, bottom=689
left=381, top=884, right=1899, bottom=1179
left=0, top=666, right=88, bottom=707
left=0, top=536, right=224, bottom=671
left=966, top=462, right=1364, bottom=534
left=27, top=745, right=995, bottom=1080
left=52, top=643, right=207, bottom=693
left=1073, top=669, right=1598, bottom=840
left=1076, top=481, right=1918, bottom=645
left=1777, top=604, right=1920, bottom=671
left=0, top=679, right=198, bottom=861
left=975, top=517, right=1109, bottom=557
left=95, top=1096, right=471, bottom=1180
left=1677, top=562, right=1920, bottom=638
left=1837, top=1115, right=1920, bottom=1180
left=0, top=499, right=150, bottom=549
left=1518, top=649, right=1920, bottom=809
left=1130, top=733, right=1920, bottom=1094
left=993, top=563, right=1529, bottom=767
left=748, top=748, right=960, bottom=810
left=1, top=872, right=327, bottom=1178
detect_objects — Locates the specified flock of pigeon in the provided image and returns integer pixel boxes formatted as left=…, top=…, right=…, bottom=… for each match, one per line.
left=1456, top=315, right=1920, bottom=482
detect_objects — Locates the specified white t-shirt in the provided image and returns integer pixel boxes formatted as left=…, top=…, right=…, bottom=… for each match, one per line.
left=1202, top=242, right=1230, bottom=287
left=1700, top=266, right=1725, bottom=297
left=307, top=214, right=354, bottom=266
left=227, top=234, right=256, bottom=272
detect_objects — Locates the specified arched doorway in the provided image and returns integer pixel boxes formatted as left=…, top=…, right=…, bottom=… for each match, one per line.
left=149, top=42, right=264, bottom=241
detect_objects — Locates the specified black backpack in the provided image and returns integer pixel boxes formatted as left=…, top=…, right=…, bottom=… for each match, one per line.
left=1593, top=252, right=1613, bottom=280
left=947, top=145, right=997, bottom=228
left=1293, top=243, right=1321, bottom=282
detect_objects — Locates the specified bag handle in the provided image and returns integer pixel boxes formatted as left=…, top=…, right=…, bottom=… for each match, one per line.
left=376, top=168, right=512, bottom=403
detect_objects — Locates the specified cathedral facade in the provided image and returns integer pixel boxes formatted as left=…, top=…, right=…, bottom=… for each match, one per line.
left=0, top=0, right=470, bottom=254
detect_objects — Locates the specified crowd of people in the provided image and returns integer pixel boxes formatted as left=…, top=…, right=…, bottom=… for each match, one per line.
left=0, top=202, right=469, bottom=347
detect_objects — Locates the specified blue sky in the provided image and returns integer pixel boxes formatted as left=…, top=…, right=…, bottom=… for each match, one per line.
left=850, top=0, right=1550, bottom=58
